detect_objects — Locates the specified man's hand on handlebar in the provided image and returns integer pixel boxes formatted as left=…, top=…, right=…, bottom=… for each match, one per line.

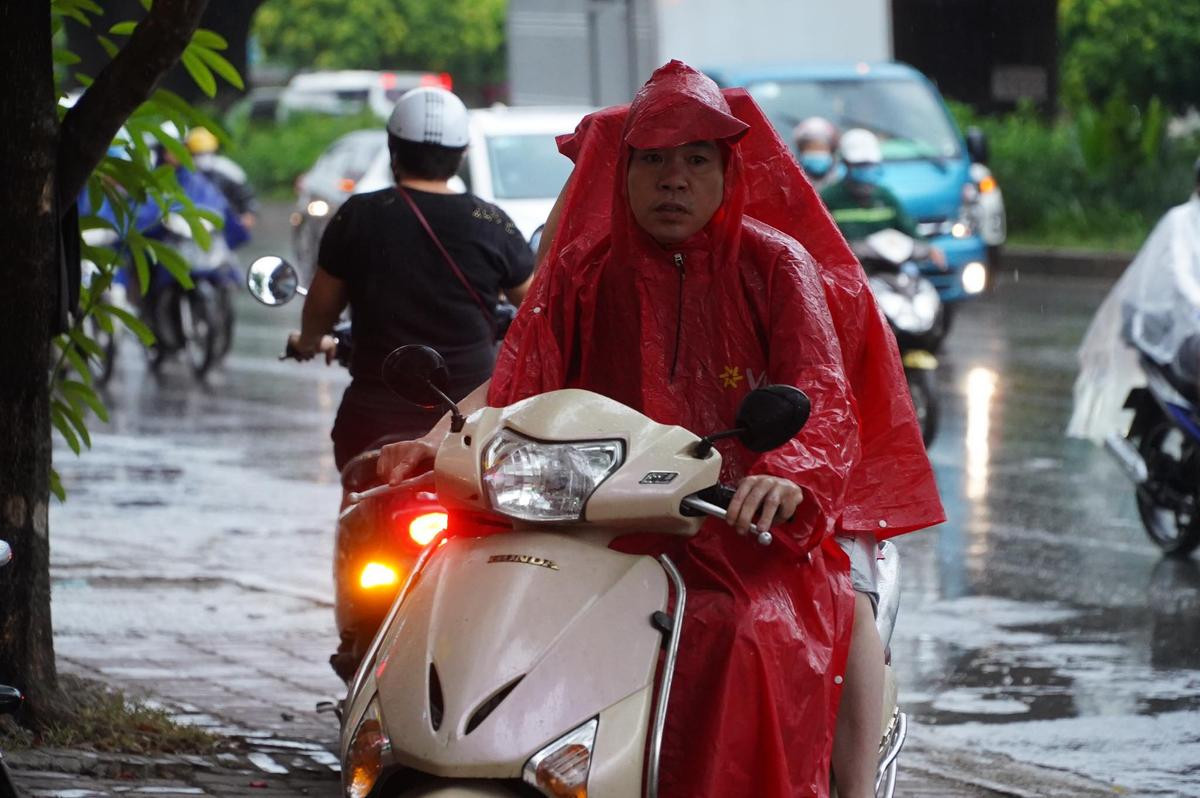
left=285, top=331, right=338, bottom=364
left=727, top=475, right=804, bottom=537
left=377, top=437, right=440, bottom=485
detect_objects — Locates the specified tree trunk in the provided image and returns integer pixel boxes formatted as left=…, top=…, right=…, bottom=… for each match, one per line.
left=0, top=1, right=60, bottom=724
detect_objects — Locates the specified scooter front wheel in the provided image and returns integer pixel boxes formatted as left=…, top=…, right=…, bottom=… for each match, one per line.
left=1136, top=423, right=1200, bottom=557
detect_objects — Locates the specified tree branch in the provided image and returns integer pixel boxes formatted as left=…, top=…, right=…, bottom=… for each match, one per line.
left=56, top=0, right=210, bottom=210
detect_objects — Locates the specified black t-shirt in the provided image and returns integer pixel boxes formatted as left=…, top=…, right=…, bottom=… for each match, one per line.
left=318, top=187, right=534, bottom=396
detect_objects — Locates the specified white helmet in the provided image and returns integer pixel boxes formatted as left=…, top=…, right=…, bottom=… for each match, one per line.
left=386, top=87, right=469, bottom=148
left=838, top=128, right=882, bottom=166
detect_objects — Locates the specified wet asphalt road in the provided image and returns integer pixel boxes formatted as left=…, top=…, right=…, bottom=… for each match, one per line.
left=45, top=206, right=1200, bottom=796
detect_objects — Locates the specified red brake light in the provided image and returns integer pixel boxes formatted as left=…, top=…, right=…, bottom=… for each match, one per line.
left=419, top=73, right=454, bottom=91
left=409, top=512, right=448, bottom=546
left=381, top=72, right=397, bottom=90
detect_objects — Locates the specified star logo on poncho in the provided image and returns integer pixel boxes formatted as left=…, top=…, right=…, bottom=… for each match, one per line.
left=719, top=366, right=744, bottom=389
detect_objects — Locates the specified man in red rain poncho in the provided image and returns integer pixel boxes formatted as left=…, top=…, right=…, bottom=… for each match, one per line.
left=380, top=61, right=943, bottom=797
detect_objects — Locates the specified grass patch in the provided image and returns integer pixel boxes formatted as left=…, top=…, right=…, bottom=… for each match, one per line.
left=0, top=675, right=227, bottom=756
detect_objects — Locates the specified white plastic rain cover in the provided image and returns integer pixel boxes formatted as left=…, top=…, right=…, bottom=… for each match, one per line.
left=1068, top=195, right=1200, bottom=441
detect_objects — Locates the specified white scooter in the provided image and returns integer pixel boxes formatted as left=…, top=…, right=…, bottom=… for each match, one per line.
left=338, top=346, right=906, bottom=798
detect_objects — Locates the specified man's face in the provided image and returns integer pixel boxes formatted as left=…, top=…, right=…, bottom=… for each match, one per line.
left=626, top=141, right=724, bottom=246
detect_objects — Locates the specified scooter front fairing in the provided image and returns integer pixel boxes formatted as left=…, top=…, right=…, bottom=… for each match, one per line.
left=347, top=530, right=674, bottom=796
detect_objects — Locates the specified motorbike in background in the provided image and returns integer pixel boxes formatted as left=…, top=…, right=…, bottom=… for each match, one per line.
left=1, top=540, right=25, bottom=798
left=246, top=257, right=448, bottom=681
left=853, top=229, right=946, bottom=445
left=1106, top=309, right=1200, bottom=557
left=146, top=213, right=239, bottom=380
left=335, top=345, right=907, bottom=798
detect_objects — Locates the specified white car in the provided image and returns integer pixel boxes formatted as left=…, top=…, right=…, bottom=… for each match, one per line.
left=291, top=106, right=592, bottom=276
left=278, top=70, right=453, bottom=121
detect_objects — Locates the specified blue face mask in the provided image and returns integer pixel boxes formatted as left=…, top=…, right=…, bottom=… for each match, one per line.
left=800, top=152, right=834, bottom=179
left=847, top=164, right=883, bottom=185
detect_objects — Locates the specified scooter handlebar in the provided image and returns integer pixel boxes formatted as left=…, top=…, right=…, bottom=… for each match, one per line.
left=680, top=493, right=773, bottom=546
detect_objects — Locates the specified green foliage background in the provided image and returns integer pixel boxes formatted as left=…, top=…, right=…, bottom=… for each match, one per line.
left=252, top=0, right=507, bottom=90
left=1060, top=0, right=1200, bottom=113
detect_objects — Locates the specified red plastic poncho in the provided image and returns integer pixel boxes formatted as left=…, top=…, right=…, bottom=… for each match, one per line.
left=489, top=61, right=942, bottom=797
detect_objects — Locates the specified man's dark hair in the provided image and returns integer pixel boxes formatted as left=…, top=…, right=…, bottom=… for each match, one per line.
left=388, top=134, right=466, bottom=181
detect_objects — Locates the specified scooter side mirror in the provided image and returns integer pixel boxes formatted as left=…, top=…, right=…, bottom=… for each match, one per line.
left=246, top=256, right=300, bottom=306
left=735, top=385, right=812, bottom=452
left=382, top=346, right=467, bottom=432
left=381, top=345, right=453, bottom=410
left=0, top=685, right=22, bottom=716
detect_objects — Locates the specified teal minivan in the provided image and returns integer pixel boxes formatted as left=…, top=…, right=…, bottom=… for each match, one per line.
left=706, top=62, right=1003, bottom=303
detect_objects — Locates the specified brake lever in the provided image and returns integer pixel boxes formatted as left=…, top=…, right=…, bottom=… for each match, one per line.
left=348, top=470, right=435, bottom=504
left=679, top=496, right=773, bottom=546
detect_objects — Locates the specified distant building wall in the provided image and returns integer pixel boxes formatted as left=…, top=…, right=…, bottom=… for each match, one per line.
left=892, top=0, right=1058, bottom=113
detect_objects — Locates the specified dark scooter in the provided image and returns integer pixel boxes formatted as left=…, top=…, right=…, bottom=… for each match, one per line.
left=1106, top=309, right=1200, bottom=557
left=246, top=257, right=450, bottom=681
left=852, top=229, right=946, bottom=445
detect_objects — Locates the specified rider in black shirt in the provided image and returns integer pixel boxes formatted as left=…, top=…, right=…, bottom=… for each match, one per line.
left=287, top=87, right=535, bottom=471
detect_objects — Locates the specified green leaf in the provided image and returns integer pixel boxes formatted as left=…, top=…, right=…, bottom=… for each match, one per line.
left=96, top=34, right=121, bottom=59
left=190, top=29, right=229, bottom=50
left=61, top=379, right=110, bottom=423
left=51, top=403, right=83, bottom=455
left=126, top=233, right=152, bottom=292
left=54, top=48, right=81, bottom=66
left=53, top=399, right=92, bottom=451
left=149, top=124, right=194, bottom=170
left=69, top=328, right=105, bottom=361
left=146, top=238, right=193, bottom=288
left=103, top=303, right=155, bottom=346
left=60, top=340, right=94, bottom=388
left=194, top=46, right=244, bottom=90
left=138, top=0, right=151, bottom=10
left=109, top=21, right=138, bottom=36
left=50, top=469, right=67, bottom=503
left=180, top=50, right=217, bottom=97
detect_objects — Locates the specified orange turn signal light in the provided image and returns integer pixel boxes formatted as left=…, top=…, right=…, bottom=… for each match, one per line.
left=338, top=178, right=357, bottom=193
left=359, top=561, right=400, bottom=590
left=978, top=175, right=997, bottom=193
left=409, top=512, right=448, bottom=546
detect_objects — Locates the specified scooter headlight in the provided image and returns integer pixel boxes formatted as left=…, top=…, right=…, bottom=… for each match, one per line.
left=344, top=696, right=390, bottom=798
left=522, top=718, right=598, bottom=798
left=482, top=430, right=623, bottom=522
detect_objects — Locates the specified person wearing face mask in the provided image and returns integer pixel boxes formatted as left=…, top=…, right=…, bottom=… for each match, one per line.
left=793, top=115, right=841, bottom=189
left=821, top=128, right=946, bottom=269
left=378, top=62, right=941, bottom=797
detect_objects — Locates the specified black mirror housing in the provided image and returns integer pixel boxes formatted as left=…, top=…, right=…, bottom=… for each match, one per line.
left=966, top=126, right=989, bottom=165
left=735, top=385, right=812, bottom=452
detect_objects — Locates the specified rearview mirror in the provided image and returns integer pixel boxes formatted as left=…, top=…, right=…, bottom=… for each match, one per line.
left=381, top=345, right=452, bottom=410
left=735, top=385, right=812, bottom=452
left=246, top=256, right=300, bottom=306
left=382, top=345, right=466, bottom=432
left=0, top=540, right=10, bottom=568
left=965, top=126, right=989, bottom=165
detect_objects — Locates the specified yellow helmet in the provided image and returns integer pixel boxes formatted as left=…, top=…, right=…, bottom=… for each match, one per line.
left=185, top=127, right=219, bottom=155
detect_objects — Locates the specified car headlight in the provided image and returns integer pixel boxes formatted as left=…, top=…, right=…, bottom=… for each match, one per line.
left=522, top=718, right=598, bottom=798
left=344, top=697, right=390, bottom=798
left=962, top=261, right=988, bottom=294
left=482, top=430, right=623, bottom=522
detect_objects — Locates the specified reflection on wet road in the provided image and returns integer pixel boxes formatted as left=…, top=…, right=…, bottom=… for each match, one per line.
left=894, top=273, right=1200, bottom=795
